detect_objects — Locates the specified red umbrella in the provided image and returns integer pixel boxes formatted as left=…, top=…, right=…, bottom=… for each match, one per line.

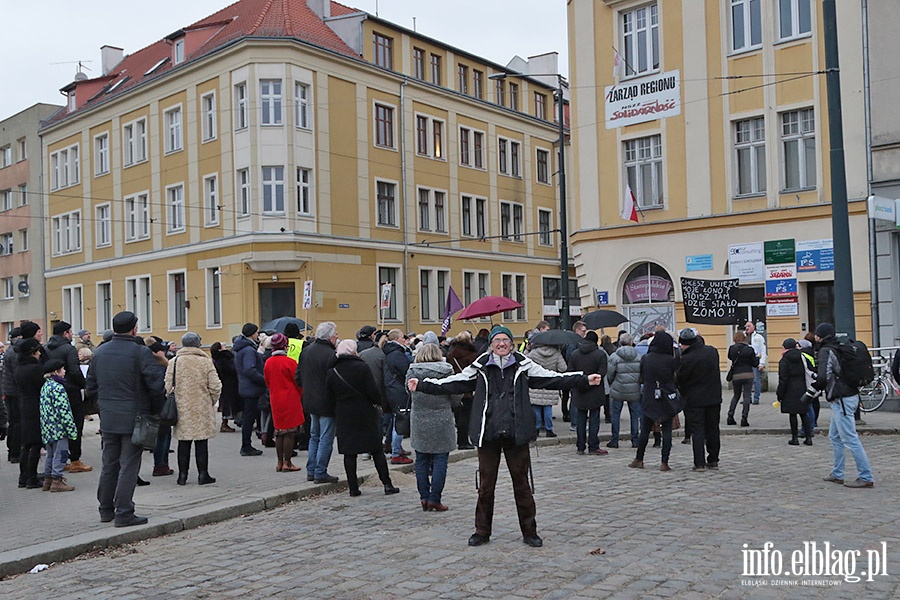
left=458, top=296, right=523, bottom=320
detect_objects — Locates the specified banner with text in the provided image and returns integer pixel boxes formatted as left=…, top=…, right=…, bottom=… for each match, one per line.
left=680, top=277, right=741, bottom=325
left=605, top=70, right=681, bottom=129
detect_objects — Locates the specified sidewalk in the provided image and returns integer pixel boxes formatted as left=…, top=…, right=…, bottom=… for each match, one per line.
left=1, top=391, right=897, bottom=578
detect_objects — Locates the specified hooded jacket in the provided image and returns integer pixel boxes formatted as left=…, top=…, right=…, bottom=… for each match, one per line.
left=406, top=360, right=460, bottom=454
left=676, top=338, right=722, bottom=407
left=233, top=335, right=266, bottom=398
left=382, top=340, right=412, bottom=413
left=639, top=332, right=678, bottom=422
left=607, top=345, right=641, bottom=403
left=525, top=345, right=568, bottom=406
left=567, top=338, right=608, bottom=410
left=45, top=334, right=86, bottom=407
left=814, top=334, right=857, bottom=403
left=776, top=348, right=808, bottom=414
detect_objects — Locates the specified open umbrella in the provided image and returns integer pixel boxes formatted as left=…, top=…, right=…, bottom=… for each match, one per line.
left=528, top=329, right=584, bottom=347
left=260, top=316, right=312, bottom=333
left=582, top=309, right=629, bottom=330
left=458, top=296, right=523, bottom=320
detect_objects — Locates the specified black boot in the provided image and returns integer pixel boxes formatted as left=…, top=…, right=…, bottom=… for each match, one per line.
left=726, top=416, right=737, bottom=426
left=177, top=440, right=190, bottom=485
left=177, top=472, right=188, bottom=485
left=196, top=440, right=215, bottom=484
left=344, top=454, right=360, bottom=496
left=788, top=435, right=799, bottom=446
left=804, top=436, right=813, bottom=446
left=198, top=472, right=216, bottom=485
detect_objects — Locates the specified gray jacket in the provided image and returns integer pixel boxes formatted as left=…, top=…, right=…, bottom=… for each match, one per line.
left=406, top=361, right=460, bottom=454
left=525, top=345, right=567, bottom=406
left=359, top=345, right=385, bottom=393
left=607, top=345, right=642, bottom=403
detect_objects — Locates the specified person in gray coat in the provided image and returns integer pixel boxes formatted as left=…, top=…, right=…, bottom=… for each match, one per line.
left=525, top=338, right=567, bottom=438
left=607, top=333, right=643, bottom=448
left=406, top=343, right=460, bottom=511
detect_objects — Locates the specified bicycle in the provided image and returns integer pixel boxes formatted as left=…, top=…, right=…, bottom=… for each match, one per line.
left=858, top=360, right=898, bottom=412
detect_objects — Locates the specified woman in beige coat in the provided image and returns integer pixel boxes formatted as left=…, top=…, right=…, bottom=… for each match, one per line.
left=165, top=332, right=222, bottom=485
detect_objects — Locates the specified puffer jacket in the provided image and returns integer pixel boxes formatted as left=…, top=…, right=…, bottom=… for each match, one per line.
left=607, top=345, right=641, bottom=403
left=567, top=339, right=607, bottom=410
left=406, top=361, right=460, bottom=454
left=525, top=345, right=567, bottom=406
left=39, top=376, right=77, bottom=443
left=233, top=335, right=266, bottom=398
left=45, top=334, right=86, bottom=407
left=776, top=348, right=807, bottom=414
left=166, top=347, right=222, bottom=441
left=382, top=340, right=412, bottom=413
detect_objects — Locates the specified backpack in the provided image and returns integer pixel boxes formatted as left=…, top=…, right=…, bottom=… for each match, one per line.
left=836, top=339, right=875, bottom=388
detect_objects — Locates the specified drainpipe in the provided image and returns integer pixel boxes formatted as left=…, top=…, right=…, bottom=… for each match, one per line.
left=400, top=79, right=410, bottom=333
left=862, top=0, right=879, bottom=345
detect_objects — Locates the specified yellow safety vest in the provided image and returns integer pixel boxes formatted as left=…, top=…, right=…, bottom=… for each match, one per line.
left=286, top=338, right=303, bottom=363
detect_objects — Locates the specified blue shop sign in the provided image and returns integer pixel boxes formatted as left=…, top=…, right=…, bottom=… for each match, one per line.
left=765, top=278, right=798, bottom=299
left=686, top=254, right=714, bottom=272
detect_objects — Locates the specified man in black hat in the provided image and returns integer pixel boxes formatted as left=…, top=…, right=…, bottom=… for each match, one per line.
left=356, top=325, right=377, bottom=353
left=234, top=322, right=265, bottom=456
left=45, top=321, right=90, bottom=473
left=86, top=311, right=165, bottom=527
left=676, top=328, right=723, bottom=471
left=1, top=326, right=23, bottom=462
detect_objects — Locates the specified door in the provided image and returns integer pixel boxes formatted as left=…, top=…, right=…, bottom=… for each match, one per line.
left=259, top=284, right=296, bottom=324
left=806, top=282, right=835, bottom=333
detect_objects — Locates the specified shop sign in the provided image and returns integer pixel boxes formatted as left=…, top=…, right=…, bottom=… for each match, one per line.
left=764, top=239, right=795, bottom=265
left=766, top=299, right=799, bottom=317
left=623, top=275, right=672, bottom=303
left=765, top=278, right=798, bottom=299
left=728, top=242, right=765, bottom=283
left=796, top=239, right=834, bottom=272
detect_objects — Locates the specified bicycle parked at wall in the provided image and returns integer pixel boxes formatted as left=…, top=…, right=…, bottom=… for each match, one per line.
left=858, top=355, right=897, bottom=412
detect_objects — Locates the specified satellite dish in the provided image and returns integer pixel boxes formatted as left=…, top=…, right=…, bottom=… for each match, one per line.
left=17, top=281, right=29, bottom=294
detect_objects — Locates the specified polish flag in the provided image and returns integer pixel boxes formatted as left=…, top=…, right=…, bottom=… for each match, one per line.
left=613, top=50, right=623, bottom=82
left=622, top=182, right=639, bottom=223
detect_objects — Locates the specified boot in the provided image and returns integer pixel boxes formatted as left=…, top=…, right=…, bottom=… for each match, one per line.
left=220, top=420, right=235, bottom=433
left=740, top=418, right=750, bottom=427
left=628, top=459, right=644, bottom=469
left=788, top=434, right=799, bottom=446
left=804, top=436, right=813, bottom=446
left=726, top=416, right=737, bottom=426
left=42, top=477, right=53, bottom=491
left=177, top=472, right=188, bottom=485
left=195, top=440, right=215, bottom=484
left=384, top=484, right=400, bottom=495
left=198, top=472, right=216, bottom=485
left=659, top=462, right=671, bottom=472
left=50, top=476, right=75, bottom=492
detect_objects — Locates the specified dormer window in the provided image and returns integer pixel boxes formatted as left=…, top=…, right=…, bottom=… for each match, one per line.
left=174, top=39, right=185, bottom=64
left=68, top=92, right=76, bottom=111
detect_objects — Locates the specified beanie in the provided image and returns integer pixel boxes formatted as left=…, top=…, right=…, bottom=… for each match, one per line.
left=269, top=333, right=288, bottom=351
left=489, top=325, right=513, bottom=342
left=357, top=325, right=376, bottom=339
left=242, top=322, right=259, bottom=337
left=782, top=338, right=797, bottom=350
left=44, top=359, right=66, bottom=374
left=284, top=323, right=301, bottom=339
left=585, top=331, right=599, bottom=343
left=16, top=337, right=42, bottom=355
left=181, top=332, right=202, bottom=348
left=678, top=328, right=698, bottom=345
left=814, top=323, right=835, bottom=339
left=52, top=321, right=72, bottom=336
left=20, top=322, right=40, bottom=339
left=101, top=329, right=114, bottom=343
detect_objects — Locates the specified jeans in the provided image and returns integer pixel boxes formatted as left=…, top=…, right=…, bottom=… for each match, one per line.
left=97, top=432, right=143, bottom=520
left=828, top=395, right=873, bottom=482
left=728, top=379, right=753, bottom=420
left=306, top=414, right=336, bottom=479
left=153, top=424, right=172, bottom=467
left=610, top=399, right=641, bottom=446
left=415, top=451, right=449, bottom=504
left=752, top=367, right=761, bottom=402
left=43, top=438, right=70, bottom=478
left=574, top=408, right=600, bottom=452
left=804, top=402, right=817, bottom=437
left=532, top=405, right=553, bottom=432
left=391, top=424, right=404, bottom=457
left=240, top=394, right=260, bottom=450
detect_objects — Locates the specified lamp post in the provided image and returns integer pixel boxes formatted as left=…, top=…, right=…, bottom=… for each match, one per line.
left=489, top=71, right=571, bottom=329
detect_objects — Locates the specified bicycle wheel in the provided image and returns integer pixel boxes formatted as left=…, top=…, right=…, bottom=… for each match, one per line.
left=859, top=379, right=887, bottom=412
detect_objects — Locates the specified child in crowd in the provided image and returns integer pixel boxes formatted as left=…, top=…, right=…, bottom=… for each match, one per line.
left=39, top=359, right=78, bottom=492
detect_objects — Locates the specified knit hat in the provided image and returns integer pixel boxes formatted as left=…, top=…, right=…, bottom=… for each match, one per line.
left=101, top=329, right=114, bottom=343
left=20, top=322, right=40, bottom=339
left=8, top=326, right=22, bottom=339
left=814, top=323, right=835, bottom=339
left=112, top=311, right=138, bottom=333
left=269, top=333, right=288, bottom=351
left=241, top=322, right=259, bottom=337
left=77, top=329, right=89, bottom=337
left=16, top=337, right=42, bottom=355
left=585, top=331, right=599, bottom=343
left=489, top=325, right=513, bottom=342
left=649, top=331, right=674, bottom=355
left=181, top=332, right=202, bottom=348
left=782, top=338, right=797, bottom=350
left=423, top=331, right=439, bottom=346
left=44, top=359, right=66, bottom=374
left=52, top=321, right=72, bottom=335
left=336, top=339, right=358, bottom=356
left=678, top=328, right=698, bottom=345
left=798, top=339, right=813, bottom=350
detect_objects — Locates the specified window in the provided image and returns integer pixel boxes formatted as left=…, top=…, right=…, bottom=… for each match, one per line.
left=378, top=266, right=400, bottom=320
left=123, top=118, right=147, bottom=165
left=125, top=193, right=150, bottom=241
left=204, top=174, right=219, bottom=226
left=419, top=269, right=450, bottom=322
left=463, top=271, right=491, bottom=306
left=260, top=79, right=283, bottom=125
left=413, top=48, right=425, bottom=80
left=461, top=195, right=487, bottom=238
left=624, top=135, right=664, bottom=208
left=297, top=168, right=312, bottom=215
left=420, top=270, right=431, bottom=321
left=0, top=233, right=11, bottom=255
left=502, top=274, right=527, bottom=320
left=61, top=285, right=83, bottom=331
left=96, top=204, right=111, bottom=247
left=18, top=229, right=28, bottom=252
left=735, top=117, right=766, bottom=195
left=499, top=139, right=508, bottom=174
left=473, top=70, right=484, bottom=99
left=18, top=184, right=27, bottom=206
left=2, top=278, right=12, bottom=300
left=94, top=133, right=109, bottom=176
left=164, top=106, right=183, bottom=153
left=235, top=82, right=248, bottom=129
left=495, top=78, right=505, bottom=107
left=474, top=131, right=484, bottom=169
left=262, top=166, right=285, bottom=213
left=374, top=103, right=395, bottom=148
left=782, top=108, right=816, bottom=190
left=731, top=0, right=762, bottom=52
left=536, top=148, right=550, bottom=184
left=538, top=209, right=552, bottom=246
left=459, top=127, right=486, bottom=169
left=373, top=33, right=393, bottom=69
left=96, top=282, right=113, bottom=332
left=51, top=210, right=81, bottom=255
left=16, top=138, right=26, bottom=161
left=237, top=169, right=251, bottom=216
left=50, top=144, right=79, bottom=189
left=415, top=114, right=444, bottom=159
left=778, top=0, right=811, bottom=40
left=460, top=127, right=470, bottom=165
left=0, top=190, right=10, bottom=211
left=511, top=141, right=520, bottom=177
left=500, top=201, right=524, bottom=241
left=508, top=82, right=519, bottom=111
left=206, top=267, right=222, bottom=327
left=534, top=92, right=548, bottom=120
left=498, top=138, right=521, bottom=176
left=0, top=146, right=10, bottom=168
left=376, top=180, right=397, bottom=227
left=126, top=276, right=152, bottom=333
left=417, top=188, right=447, bottom=233
left=167, top=184, right=185, bottom=233
left=622, top=3, right=660, bottom=77
left=295, top=83, right=310, bottom=129
left=174, top=38, right=185, bottom=64
left=168, top=272, right=187, bottom=329
left=431, top=54, right=442, bottom=85
left=416, top=116, right=428, bottom=155
left=458, top=64, right=469, bottom=94
left=202, top=93, right=217, bottom=141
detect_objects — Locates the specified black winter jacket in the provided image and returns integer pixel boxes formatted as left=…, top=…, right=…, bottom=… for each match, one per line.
left=727, top=342, right=758, bottom=377
left=323, top=355, right=385, bottom=454
left=234, top=336, right=266, bottom=399
left=567, top=340, right=607, bottom=410
left=382, top=341, right=412, bottom=413
left=814, top=336, right=857, bottom=402
left=639, top=333, right=678, bottom=422
left=294, top=338, right=337, bottom=416
left=677, top=340, right=722, bottom=407
left=14, top=355, right=45, bottom=445
left=776, top=348, right=808, bottom=414
left=45, top=334, right=86, bottom=407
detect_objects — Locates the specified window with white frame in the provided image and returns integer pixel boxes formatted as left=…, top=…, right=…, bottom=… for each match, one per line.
left=431, top=54, right=442, bottom=85
left=500, top=201, right=524, bottom=241
left=419, top=268, right=450, bottom=322
left=458, top=64, right=469, bottom=94
left=622, top=3, right=660, bottom=77
left=536, top=148, right=550, bottom=184
left=461, top=195, right=487, bottom=238
left=51, top=210, right=81, bottom=255
left=50, top=144, right=79, bottom=190
left=460, top=127, right=471, bottom=165
left=538, top=209, right=552, bottom=246
left=95, top=203, right=111, bottom=247
left=123, top=118, right=147, bottom=166
left=18, top=229, right=27, bottom=252
left=459, top=127, right=485, bottom=169
left=731, top=0, right=762, bottom=52
left=0, top=190, right=11, bottom=212
left=501, top=274, right=527, bottom=321
left=206, top=267, right=222, bottom=327
left=237, top=168, right=251, bottom=216
left=781, top=108, right=816, bottom=190
left=295, top=82, right=310, bottom=129
left=204, top=174, right=219, bottom=226
left=495, top=78, right=505, bottom=107
left=415, top=114, right=444, bottom=159
left=374, top=103, right=395, bottom=148
left=164, top=106, right=183, bottom=153
left=61, top=285, right=83, bottom=331
left=778, top=0, right=811, bottom=40
left=376, top=180, right=397, bottom=227
left=202, top=92, right=217, bottom=141
left=94, top=133, right=109, bottom=176
left=126, top=276, right=152, bottom=333
left=624, top=135, right=664, bottom=208
left=125, top=193, right=150, bottom=241
left=17, top=138, right=26, bottom=161
left=174, top=38, right=185, bottom=64
left=0, top=146, right=10, bottom=167
left=0, top=233, right=11, bottom=255
left=96, top=282, right=113, bottom=332
left=473, top=70, right=484, bottom=99
left=498, top=138, right=521, bottom=177
left=18, top=184, right=26, bottom=206
left=417, top=188, right=446, bottom=233
left=735, top=117, right=766, bottom=196
left=262, top=166, right=285, bottom=214
left=509, top=82, right=519, bottom=111
left=167, top=185, right=185, bottom=233
left=168, top=271, right=187, bottom=329
left=297, top=168, right=312, bottom=215
left=1, top=277, right=13, bottom=299
left=260, top=79, right=283, bottom=125
left=235, top=82, right=248, bottom=129
left=378, top=266, right=400, bottom=320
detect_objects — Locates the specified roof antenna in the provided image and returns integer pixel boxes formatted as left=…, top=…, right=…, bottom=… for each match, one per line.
left=375, top=0, right=378, bottom=17
left=413, top=17, right=416, bottom=32
left=51, top=59, right=93, bottom=81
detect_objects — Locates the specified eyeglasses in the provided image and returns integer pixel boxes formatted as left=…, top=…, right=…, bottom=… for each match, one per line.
left=492, top=338, right=512, bottom=345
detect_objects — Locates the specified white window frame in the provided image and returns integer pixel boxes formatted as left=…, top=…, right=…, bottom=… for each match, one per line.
left=260, top=79, right=283, bottom=126
left=201, top=92, right=217, bottom=141
left=125, top=275, right=152, bottom=333
left=534, top=92, right=548, bottom=120
left=730, top=0, right=762, bottom=53
left=416, top=187, right=448, bottom=233
left=95, top=203, right=112, bottom=248
left=498, top=137, right=521, bottom=177
left=508, top=82, right=520, bottom=112
left=295, top=82, right=311, bottom=130
left=122, top=117, right=147, bottom=166
left=501, top=273, right=527, bottom=322
left=375, top=179, right=398, bottom=228
left=235, top=82, right=248, bottom=130
left=414, top=113, right=445, bottom=160
left=377, top=264, right=403, bottom=321
left=0, top=145, right=11, bottom=168
left=459, top=127, right=486, bottom=170
left=460, top=195, right=487, bottom=239
left=61, top=285, right=84, bottom=332
left=124, top=192, right=151, bottom=242
left=734, top=116, right=766, bottom=196
left=0, top=233, right=12, bottom=256
left=624, top=134, right=664, bottom=209
left=536, top=147, right=551, bottom=185
left=94, top=133, right=109, bottom=176
left=621, top=2, right=660, bottom=78
left=96, top=281, right=113, bottom=333
left=373, top=102, right=396, bottom=149
left=237, top=168, right=251, bottom=217
left=297, top=167, right=313, bottom=216
left=778, top=0, right=812, bottom=41
left=18, top=184, right=27, bottom=207
left=16, top=138, right=26, bottom=162
left=499, top=200, right=525, bottom=242
left=167, top=270, right=188, bottom=331
left=538, top=208, right=553, bottom=246
left=173, top=38, right=185, bottom=64
left=462, top=270, right=491, bottom=311
left=0, top=190, right=11, bottom=212
left=49, top=144, right=80, bottom=190
left=51, top=210, right=82, bottom=256
left=206, top=267, right=222, bottom=328
left=203, top=173, right=219, bottom=226
left=781, top=108, right=816, bottom=191
left=164, top=105, right=183, bottom=153
left=166, top=184, right=186, bottom=234
left=1, top=277, right=13, bottom=300
left=419, top=267, right=450, bottom=322
left=18, top=228, right=28, bottom=252
left=262, top=166, right=285, bottom=214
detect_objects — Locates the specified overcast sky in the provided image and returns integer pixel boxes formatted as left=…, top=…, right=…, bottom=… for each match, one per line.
left=0, top=0, right=568, bottom=120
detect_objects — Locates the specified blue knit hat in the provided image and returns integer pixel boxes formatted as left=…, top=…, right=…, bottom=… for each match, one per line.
left=489, top=325, right=514, bottom=342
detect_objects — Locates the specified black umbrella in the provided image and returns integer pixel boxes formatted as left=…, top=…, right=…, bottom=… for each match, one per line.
left=528, top=329, right=583, bottom=347
left=260, top=316, right=312, bottom=333
left=582, top=310, right=629, bottom=330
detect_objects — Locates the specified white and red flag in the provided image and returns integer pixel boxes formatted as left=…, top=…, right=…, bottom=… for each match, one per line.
left=622, top=182, right=639, bottom=223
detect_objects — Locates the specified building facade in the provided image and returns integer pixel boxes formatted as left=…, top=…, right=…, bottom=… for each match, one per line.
left=40, top=0, right=572, bottom=343
left=568, top=0, right=870, bottom=370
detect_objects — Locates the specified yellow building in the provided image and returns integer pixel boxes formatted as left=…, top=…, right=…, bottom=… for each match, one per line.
left=41, top=0, right=570, bottom=343
left=568, top=0, right=870, bottom=370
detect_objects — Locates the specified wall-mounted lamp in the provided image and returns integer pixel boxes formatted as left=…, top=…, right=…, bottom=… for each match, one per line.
left=272, top=275, right=279, bottom=282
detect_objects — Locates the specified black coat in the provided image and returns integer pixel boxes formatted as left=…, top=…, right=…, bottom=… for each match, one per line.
left=639, top=333, right=677, bottom=422
left=382, top=341, right=412, bottom=413
left=567, top=339, right=607, bottom=410
left=676, top=340, right=722, bottom=407
left=212, top=348, right=240, bottom=413
left=777, top=348, right=808, bottom=414
left=323, top=355, right=384, bottom=454
left=45, top=334, right=86, bottom=408
left=294, top=338, right=336, bottom=416
left=728, top=342, right=758, bottom=377
left=14, top=355, right=45, bottom=445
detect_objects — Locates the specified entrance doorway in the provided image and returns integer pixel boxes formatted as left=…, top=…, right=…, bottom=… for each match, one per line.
left=259, top=284, right=297, bottom=324
left=806, top=282, right=835, bottom=333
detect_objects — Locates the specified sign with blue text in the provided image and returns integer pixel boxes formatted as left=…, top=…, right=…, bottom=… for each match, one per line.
left=595, top=290, right=609, bottom=306
left=686, top=254, right=713, bottom=272
left=796, top=239, right=834, bottom=272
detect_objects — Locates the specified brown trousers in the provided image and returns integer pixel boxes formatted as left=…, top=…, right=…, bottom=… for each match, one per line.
left=475, top=438, right=536, bottom=537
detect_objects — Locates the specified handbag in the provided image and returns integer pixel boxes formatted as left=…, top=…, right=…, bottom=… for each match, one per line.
left=725, top=365, right=734, bottom=382
left=394, top=391, right=412, bottom=437
left=160, top=358, right=179, bottom=426
left=654, top=380, right=684, bottom=420
left=132, top=413, right=161, bottom=450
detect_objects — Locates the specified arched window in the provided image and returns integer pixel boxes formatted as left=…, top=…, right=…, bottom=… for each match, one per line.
left=621, top=262, right=675, bottom=304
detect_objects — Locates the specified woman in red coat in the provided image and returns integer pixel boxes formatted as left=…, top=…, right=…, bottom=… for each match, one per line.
left=263, top=333, right=305, bottom=472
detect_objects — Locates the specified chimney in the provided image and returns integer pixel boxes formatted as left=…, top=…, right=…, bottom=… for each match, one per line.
left=101, top=45, right=124, bottom=75
left=306, top=0, right=331, bottom=20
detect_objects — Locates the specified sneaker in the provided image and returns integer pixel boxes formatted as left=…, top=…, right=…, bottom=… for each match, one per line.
left=589, top=449, right=609, bottom=456
left=692, top=465, right=706, bottom=472
left=545, top=431, right=557, bottom=438
left=843, top=478, right=874, bottom=488
left=314, top=474, right=339, bottom=484
left=240, top=447, right=263, bottom=457
left=569, top=424, right=577, bottom=432
left=390, top=455, right=413, bottom=465
left=606, top=441, right=619, bottom=448
left=822, top=474, right=844, bottom=485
